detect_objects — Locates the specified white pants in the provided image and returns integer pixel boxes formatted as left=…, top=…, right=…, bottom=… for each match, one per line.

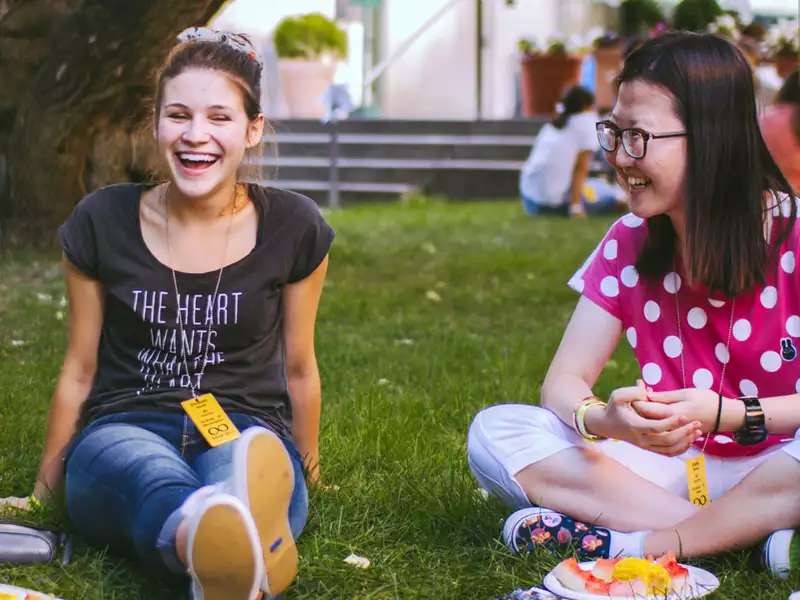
left=467, top=404, right=800, bottom=510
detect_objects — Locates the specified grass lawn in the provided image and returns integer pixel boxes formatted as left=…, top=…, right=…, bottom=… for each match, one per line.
left=0, top=198, right=795, bottom=599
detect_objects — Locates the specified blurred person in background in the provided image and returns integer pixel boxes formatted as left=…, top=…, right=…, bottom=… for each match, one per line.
left=519, top=85, right=627, bottom=218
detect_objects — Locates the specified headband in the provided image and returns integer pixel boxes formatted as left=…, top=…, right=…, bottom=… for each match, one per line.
left=177, top=27, right=263, bottom=70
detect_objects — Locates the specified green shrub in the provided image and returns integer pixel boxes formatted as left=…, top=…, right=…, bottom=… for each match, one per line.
left=673, top=0, right=723, bottom=32
left=619, top=0, right=665, bottom=37
left=273, top=13, right=347, bottom=60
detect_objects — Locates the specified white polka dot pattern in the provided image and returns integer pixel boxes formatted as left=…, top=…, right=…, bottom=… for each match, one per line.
left=708, top=298, right=726, bottom=308
left=663, top=336, right=682, bottom=358
left=620, top=265, right=639, bottom=288
left=796, top=378, right=800, bottom=394
left=732, top=319, right=752, bottom=341
left=687, top=307, right=707, bottom=329
left=713, top=434, right=734, bottom=444
left=663, top=272, right=681, bottom=294
left=714, top=343, right=730, bottom=364
left=692, top=368, right=713, bottom=389
left=781, top=251, right=796, bottom=274
left=622, top=214, right=644, bottom=228
left=642, top=362, right=662, bottom=385
left=760, top=286, right=778, bottom=309
left=787, top=315, right=800, bottom=337
left=603, top=240, right=618, bottom=260
left=600, top=276, right=619, bottom=298
left=739, top=379, right=758, bottom=397
left=644, top=301, right=661, bottom=322
left=626, top=327, right=637, bottom=349
left=760, top=351, right=782, bottom=373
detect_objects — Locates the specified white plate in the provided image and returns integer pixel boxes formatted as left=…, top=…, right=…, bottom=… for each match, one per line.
left=543, top=561, right=719, bottom=600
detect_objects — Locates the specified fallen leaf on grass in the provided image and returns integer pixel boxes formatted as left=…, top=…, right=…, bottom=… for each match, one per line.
left=344, top=553, right=371, bottom=569
left=10, top=340, right=26, bottom=347
left=425, top=290, right=442, bottom=302
left=377, top=378, right=389, bottom=386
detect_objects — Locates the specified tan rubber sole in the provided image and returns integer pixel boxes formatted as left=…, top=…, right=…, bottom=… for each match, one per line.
left=246, top=433, right=298, bottom=595
left=192, top=503, right=259, bottom=600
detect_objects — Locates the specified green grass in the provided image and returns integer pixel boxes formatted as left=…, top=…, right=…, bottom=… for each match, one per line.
left=0, top=198, right=795, bottom=598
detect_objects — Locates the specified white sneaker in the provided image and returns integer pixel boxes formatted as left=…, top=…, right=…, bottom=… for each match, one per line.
left=186, top=493, right=263, bottom=600
left=763, top=528, right=795, bottom=579
left=224, top=427, right=298, bottom=597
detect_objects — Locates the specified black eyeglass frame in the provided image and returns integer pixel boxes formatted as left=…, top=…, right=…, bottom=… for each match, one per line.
left=595, top=120, right=687, bottom=159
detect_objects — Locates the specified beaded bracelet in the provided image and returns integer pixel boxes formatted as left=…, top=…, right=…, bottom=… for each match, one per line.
left=573, top=396, right=607, bottom=441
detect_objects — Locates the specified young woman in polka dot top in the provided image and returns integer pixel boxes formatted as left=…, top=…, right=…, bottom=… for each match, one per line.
left=468, top=32, right=800, bottom=576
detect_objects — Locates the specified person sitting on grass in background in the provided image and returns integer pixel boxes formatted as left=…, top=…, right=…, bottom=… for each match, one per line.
left=519, top=85, right=627, bottom=218
left=760, top=69, right=800, bottom=193
left=0, top=28, right=333, bottom=600
left=469, top=32, right=800, bottom=578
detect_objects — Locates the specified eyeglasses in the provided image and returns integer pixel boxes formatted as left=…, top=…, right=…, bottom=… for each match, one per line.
left=595, top=120, right=687, bottom=159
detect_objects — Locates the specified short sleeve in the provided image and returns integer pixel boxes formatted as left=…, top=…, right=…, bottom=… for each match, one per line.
left=577, top=112, right=599, bottom=152
left=288, top=197, right=335, bottom=283
left=568, top=215, right=645, bottom=320
left=57, top=199, right=99, bottom=278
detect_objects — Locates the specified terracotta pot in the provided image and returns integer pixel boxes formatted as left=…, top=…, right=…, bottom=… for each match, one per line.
left=774, top=54, right=799, bottom=79
left=593, top=45, right=624, bottom=112
left=520, top=54, right=583, bottom=117
left=278, top=59, right=337, bottom=118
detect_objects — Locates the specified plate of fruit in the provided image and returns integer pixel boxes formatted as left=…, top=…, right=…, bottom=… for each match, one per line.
left=543, top=553, right=719, bottom=599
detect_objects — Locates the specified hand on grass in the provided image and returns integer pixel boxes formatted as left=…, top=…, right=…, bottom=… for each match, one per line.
left=591, top=380, right=702, bottom=456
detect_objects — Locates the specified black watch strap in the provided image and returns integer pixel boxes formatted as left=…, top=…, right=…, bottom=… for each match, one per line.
left=734, top=396, right=767, bottom=445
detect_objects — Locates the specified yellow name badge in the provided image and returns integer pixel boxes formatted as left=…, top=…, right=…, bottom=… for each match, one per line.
left=685, top=454, right=711, bottom=507
left=181, top=393, right=241, bottom=447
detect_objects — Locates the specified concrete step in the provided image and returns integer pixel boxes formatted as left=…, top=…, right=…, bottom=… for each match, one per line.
left=263, top=180, right=418, bottom=205
left=271, top=118, right=546, bottom=136
left=263, top=133, right=535, bottom=161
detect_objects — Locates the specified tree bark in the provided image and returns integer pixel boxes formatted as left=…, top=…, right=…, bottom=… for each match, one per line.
left=0, top=0, right=225, bottom=239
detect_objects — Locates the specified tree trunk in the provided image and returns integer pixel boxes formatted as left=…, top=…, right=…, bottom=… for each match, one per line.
left=0, top=0, right=225, bottom=240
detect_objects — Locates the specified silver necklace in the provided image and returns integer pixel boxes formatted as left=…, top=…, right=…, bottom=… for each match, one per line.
left=162, top=183, right=236, bottom=398
left=672, top=264, right=735, bottom=448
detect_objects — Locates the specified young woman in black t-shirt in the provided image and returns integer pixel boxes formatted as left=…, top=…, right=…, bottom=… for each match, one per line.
left=1, top=29, right=333, bottom=600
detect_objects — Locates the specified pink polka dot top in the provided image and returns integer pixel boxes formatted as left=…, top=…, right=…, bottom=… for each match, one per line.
left=569, top=209, right=800, bottom=457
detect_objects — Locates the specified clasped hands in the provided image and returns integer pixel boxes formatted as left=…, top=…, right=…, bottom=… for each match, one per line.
left=587, top=380, right=720, bottom=456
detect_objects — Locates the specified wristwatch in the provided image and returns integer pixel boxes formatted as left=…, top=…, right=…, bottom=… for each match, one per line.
left=733, top=396, right=767, bottom=445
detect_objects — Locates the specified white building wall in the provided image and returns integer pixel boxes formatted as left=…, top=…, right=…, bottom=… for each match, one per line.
left=480, top=0, right=560, bottom=119
left=379, top=0, right=478, bottom=119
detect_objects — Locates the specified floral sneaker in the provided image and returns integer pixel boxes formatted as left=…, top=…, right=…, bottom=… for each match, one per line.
left=502, top=507, right=611, bottom=560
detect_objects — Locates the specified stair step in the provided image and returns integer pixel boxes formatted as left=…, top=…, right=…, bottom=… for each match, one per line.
left=264, top=132, right=536, bottom=146
left=259, top=157, right=524, bottom=171
left=266, top=180, right=417, bottom=194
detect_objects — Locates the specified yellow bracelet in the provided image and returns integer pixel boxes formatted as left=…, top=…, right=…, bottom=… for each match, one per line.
left=573, top=396, right=607, bottom=441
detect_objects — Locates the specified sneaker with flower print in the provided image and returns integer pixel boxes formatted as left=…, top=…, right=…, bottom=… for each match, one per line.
left=502, top=507, right=611, bottom=560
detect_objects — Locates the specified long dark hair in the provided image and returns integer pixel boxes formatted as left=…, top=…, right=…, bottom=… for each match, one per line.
left=619, top=32, right=796, bottom=296
left=552, top=86, right=595, bottom=129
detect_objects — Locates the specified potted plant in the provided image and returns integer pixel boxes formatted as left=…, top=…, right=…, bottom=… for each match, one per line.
left=618, top=0, right=665, bottom=38
left=518, top=38, right=583, bottom=117
left=672, top=0, right=723, bottom=33
left=273, top=13, right=347, bottom=118
left=765, top=18, right=800, bottom=78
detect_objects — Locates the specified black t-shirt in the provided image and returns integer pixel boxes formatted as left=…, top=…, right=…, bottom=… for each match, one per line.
left=57, top=183, right=334, bottom=437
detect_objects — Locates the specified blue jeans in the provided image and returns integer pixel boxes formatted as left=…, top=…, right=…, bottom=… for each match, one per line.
left=64, top=411, right=308, bottom=574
